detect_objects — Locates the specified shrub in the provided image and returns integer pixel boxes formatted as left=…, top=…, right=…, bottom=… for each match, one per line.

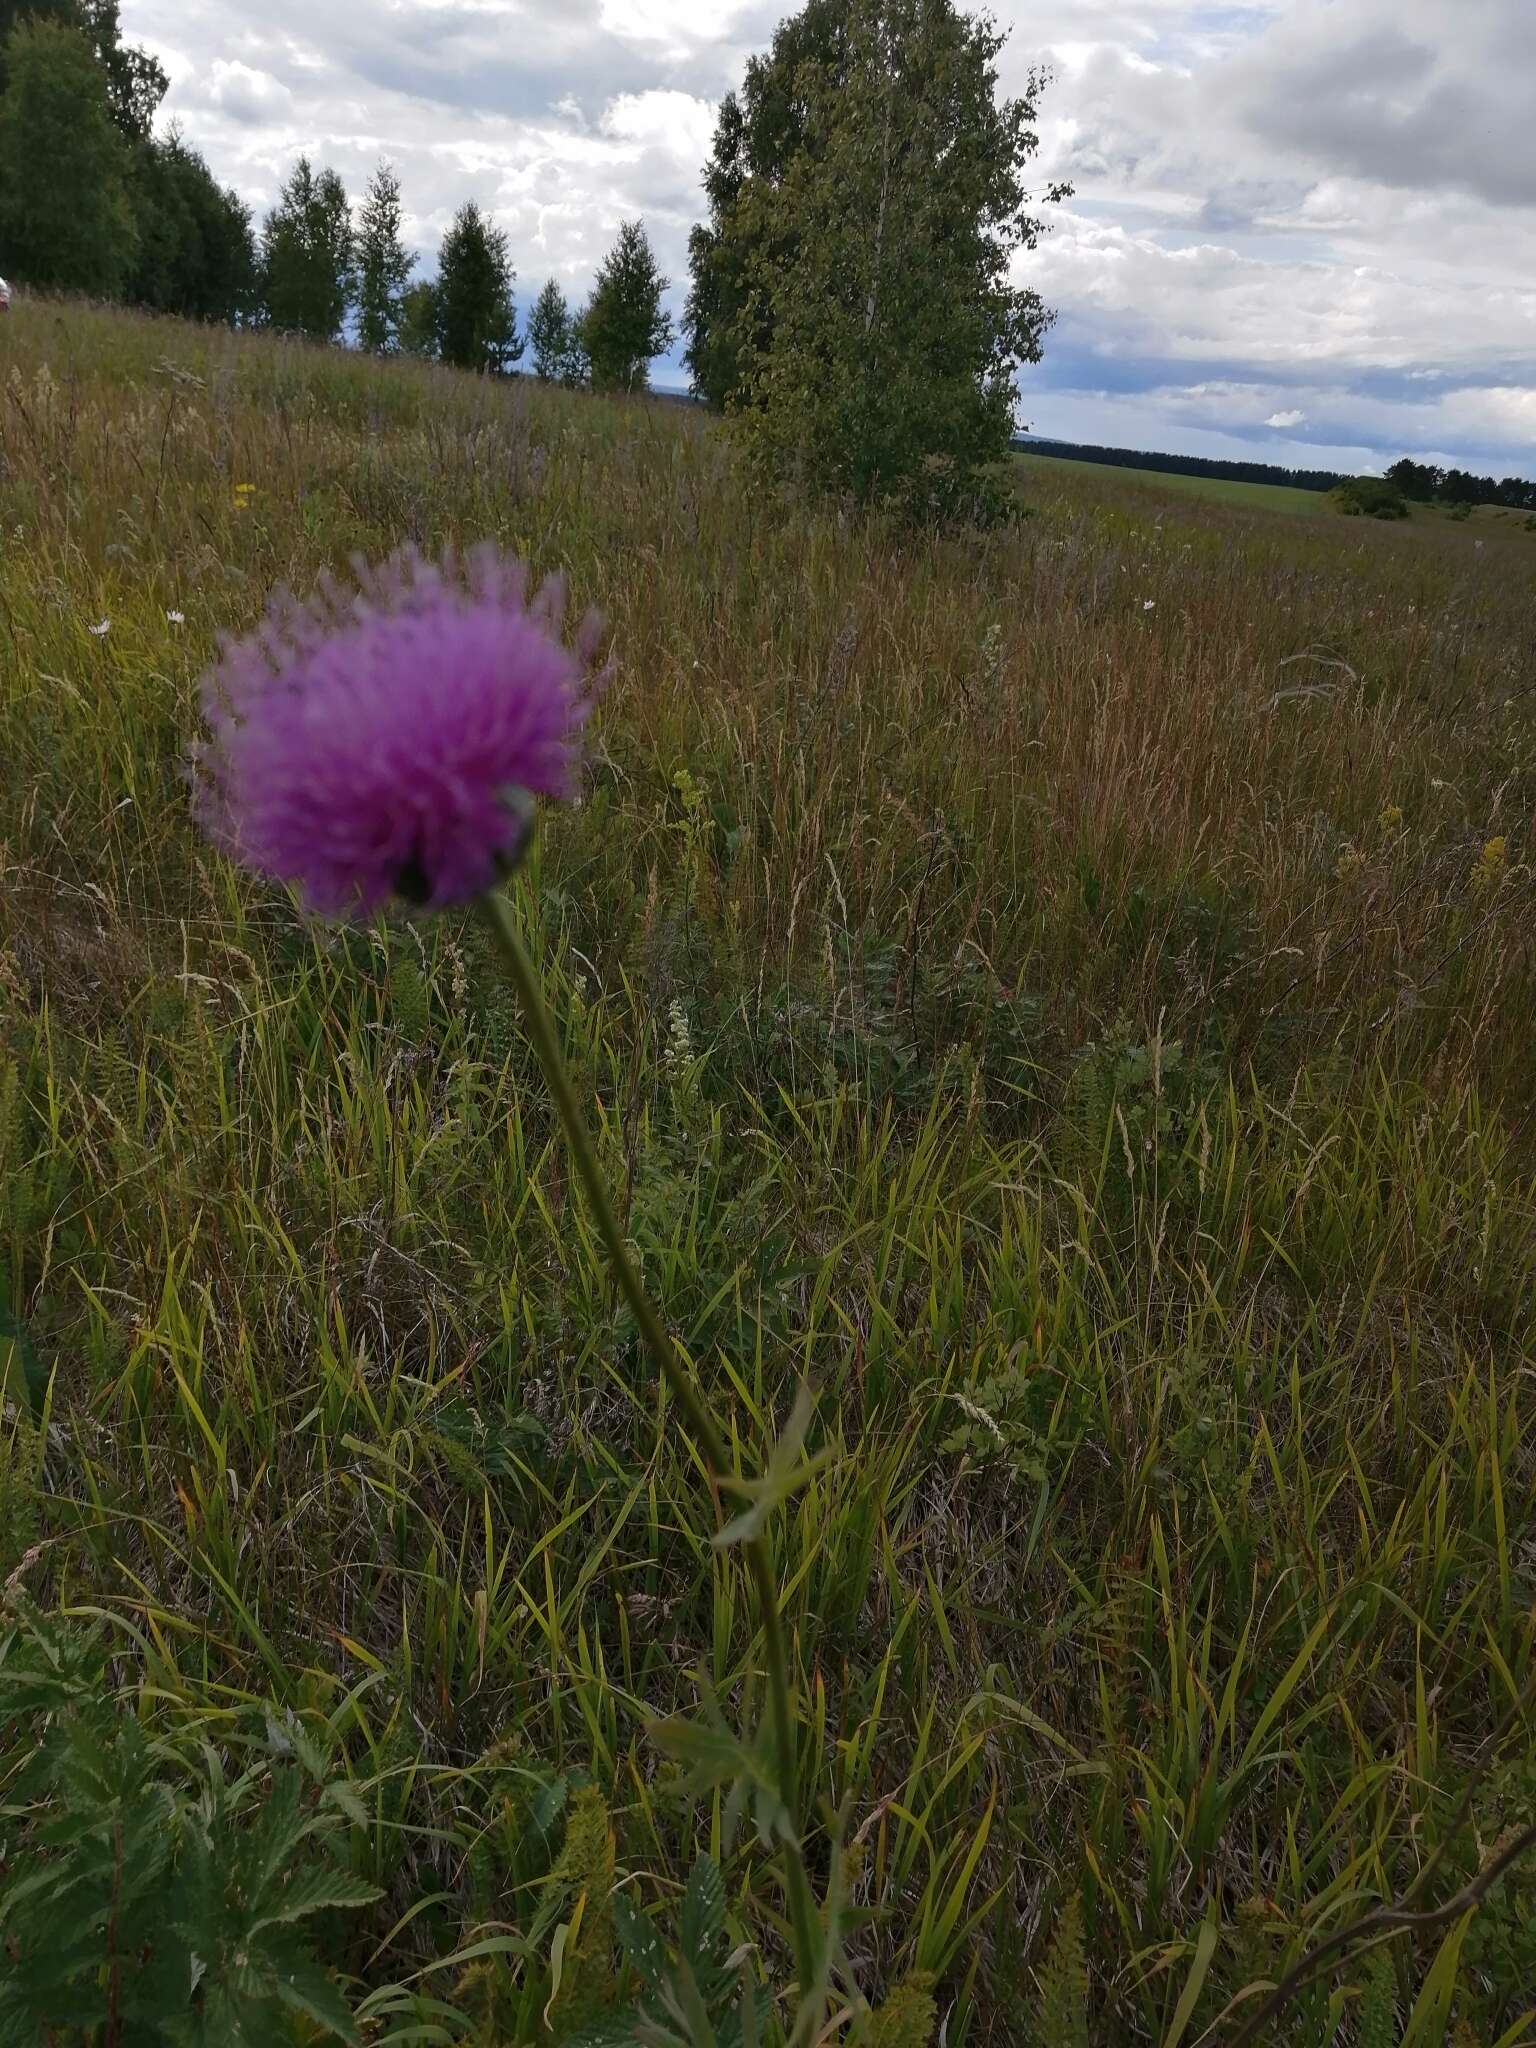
left=1331, top=475, right=1409, bottom=519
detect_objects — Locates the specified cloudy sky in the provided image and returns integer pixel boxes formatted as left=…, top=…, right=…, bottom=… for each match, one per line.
left=119, top=0, right=1536, bottom=478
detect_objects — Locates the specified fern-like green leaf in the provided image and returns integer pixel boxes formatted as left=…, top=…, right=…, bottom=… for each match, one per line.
left=680, top=1856, right=727, bottom=1976
left=563, top=2013, right=647, bottom=2048
left=543, top=1785, right=617, bottom=2040
left=0, top=1613, right=375, bottom=2048
left=1031, top=1894, right=1089, bottom=2048
left=865, top=1971, right=937, bottom=2048
left=246, top=1861, right=382, bottom=1934
left=613, top=1891, right=669, bottom=1996
left=267, top=1941, right=365, bottom=2042
left=1355, top=1947, right=1398, bottom=2048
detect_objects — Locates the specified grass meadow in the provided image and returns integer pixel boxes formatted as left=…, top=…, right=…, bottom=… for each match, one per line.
left=1015, top=452, right=1335, bottom=518
left=3, top=298, right=1536, bottom=2044
left=1018, top=450, right=1536, bottom=527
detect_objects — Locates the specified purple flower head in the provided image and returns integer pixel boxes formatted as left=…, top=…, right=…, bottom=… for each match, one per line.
left=192, top=545, right=606, bottom=916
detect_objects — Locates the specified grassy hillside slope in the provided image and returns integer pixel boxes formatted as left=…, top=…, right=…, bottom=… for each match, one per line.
left=1019, top=446, right=1535, bottom=528
left=2, top=300, right=1535, bottom=2044
left=1017, top=448, right=1333, bottom=515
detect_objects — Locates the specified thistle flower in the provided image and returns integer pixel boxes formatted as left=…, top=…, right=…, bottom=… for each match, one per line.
left=192, top=545, right=605, bottom=916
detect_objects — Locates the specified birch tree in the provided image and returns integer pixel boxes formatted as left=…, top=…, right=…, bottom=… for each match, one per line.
left=685, top=0, right=1067, bottom=515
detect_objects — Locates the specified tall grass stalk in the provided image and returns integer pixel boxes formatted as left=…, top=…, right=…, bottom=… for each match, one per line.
left=478, top=877, right=823, bottom=2001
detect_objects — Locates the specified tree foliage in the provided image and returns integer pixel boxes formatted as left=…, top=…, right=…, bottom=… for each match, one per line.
left=398, top=278, right=440, bottom=359
left=1332, top=475, right=1410, bottom=519
left=685, top=0, right=1066, bottom=514
left=0, top=4, right=242, bottom=318
left=582, top=218, right=674, bottom=394
left=435, top=200, right=521, bottom=373
left=259, top=157, right=355, bottom=342
left=0, top=18, right=136, bottom=297
left=527, top=276, right=585, bottom=384
left=78, top=0, right=165, bottom=136
left=1386, top=457, right=1444, bottom=504
left=126, top=130, right=255, bottom=324
left=356, top=159, right=412, bottom=354
left=1386, top=456, right=1535, bottom=513
left=0, top=0, right=164, bottom=137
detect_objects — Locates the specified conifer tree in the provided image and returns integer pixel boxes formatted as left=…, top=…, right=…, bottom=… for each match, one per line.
left=582, top=219, right=673, bottom=394
left=527, top=277, right=574, bottom=381
left=435, top=201, right=521, bottom=373
left=356, top=160, right=412, bottom=354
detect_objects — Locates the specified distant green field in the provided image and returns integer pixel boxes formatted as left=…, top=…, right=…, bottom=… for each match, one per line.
left=1018, top=448, right=1532, bottom=530
left=1016, top=448, right=1329, bottom=514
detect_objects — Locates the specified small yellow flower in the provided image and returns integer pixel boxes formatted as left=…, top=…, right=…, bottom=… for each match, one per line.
left=233, top=481, right=256, bottom=512
left=1336, top=844, right=1365, bottom=881
left=1471, top=836, right=1508, bottom=889
left=1378, top=803, right=1403, bottom=835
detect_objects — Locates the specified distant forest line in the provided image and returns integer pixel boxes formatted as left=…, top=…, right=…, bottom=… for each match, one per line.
left=1014, top=435, right=1536, bottom=512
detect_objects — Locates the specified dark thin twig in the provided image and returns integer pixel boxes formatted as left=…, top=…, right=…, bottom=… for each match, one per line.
left=1227, top=1821, right=1536, bottom=2048
left=1225, top=1683, right=1536, bottom=2046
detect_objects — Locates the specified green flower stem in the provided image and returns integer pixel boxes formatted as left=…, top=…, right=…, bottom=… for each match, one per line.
left=478, top=886, right=726, bottom=1471
left=477, top=883, right=822, bottom=1998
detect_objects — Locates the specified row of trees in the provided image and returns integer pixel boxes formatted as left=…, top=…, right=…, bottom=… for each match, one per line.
left=1385, top=458, right=1536, bottom=514
left=258, top=159, right=673, bottom=390
left=11, top=0, right=1526, bottom=523
left=0, top=2, right=675, bottom=391
left=3, top=0, right=1081, bottom=510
